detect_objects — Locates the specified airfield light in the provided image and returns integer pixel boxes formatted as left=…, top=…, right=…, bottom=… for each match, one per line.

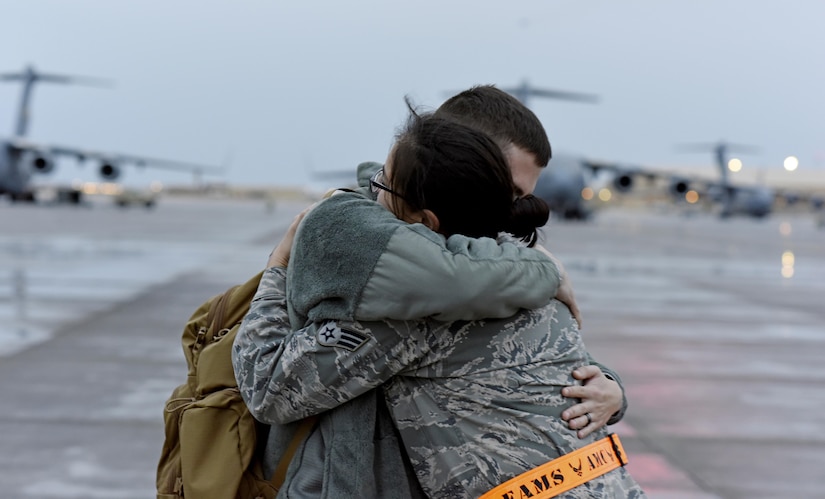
left=685, top=190, right=700, bottom=204
left=581, top=187, right=594, bottom=200
left=728, top=158, right=743, bottom=172
left=783, top=156, right=799, bottom=171
left=598, top=188, right=612, bottom=202
left=781, top=250, right=795, bottom=279
left=779, top=222, right=792, bottom=236
left=101, top=183, right=123, bottom=195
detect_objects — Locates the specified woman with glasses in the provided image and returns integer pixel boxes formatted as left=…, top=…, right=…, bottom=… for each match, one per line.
left=233, top=108, right=644, bottom=498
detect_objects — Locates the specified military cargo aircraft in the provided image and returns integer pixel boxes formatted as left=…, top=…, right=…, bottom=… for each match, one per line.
left=0, top=65, right=220, bottom=204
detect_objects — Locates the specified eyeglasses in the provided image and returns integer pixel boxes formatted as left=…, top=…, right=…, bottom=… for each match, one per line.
left=370, top=167, right=407, bottom=201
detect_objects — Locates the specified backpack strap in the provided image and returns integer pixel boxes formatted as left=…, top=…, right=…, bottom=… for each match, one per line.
left=202, top=277, right=313, bottom=492
left=193, top=287, right=235, bottom=360
left=211, top=286, right=236, bottom=332
left=207, top=286, right=236, bottom=337
left=271, top=416, right=319, bottom=491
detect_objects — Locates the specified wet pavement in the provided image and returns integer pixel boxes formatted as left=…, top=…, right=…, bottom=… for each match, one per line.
left=1, top=196, right=823, bottom=498
left=545, top=207, right=825, bottom=499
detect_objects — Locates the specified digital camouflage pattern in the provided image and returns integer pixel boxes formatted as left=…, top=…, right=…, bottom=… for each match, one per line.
left=233, top=268, right=646, bottom=498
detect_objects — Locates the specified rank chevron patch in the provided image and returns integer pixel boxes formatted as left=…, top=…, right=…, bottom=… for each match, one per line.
left=316, top=321, right=369, bottom=351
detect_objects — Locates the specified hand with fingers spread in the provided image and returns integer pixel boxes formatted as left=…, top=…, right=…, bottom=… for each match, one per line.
left=560, top=365, right=624, bottom=438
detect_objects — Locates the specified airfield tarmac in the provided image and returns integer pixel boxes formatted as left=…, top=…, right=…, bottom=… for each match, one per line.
left=0, top=195, right=823, bottom=499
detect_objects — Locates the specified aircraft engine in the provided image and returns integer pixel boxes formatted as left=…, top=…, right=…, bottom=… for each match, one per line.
left=99, top=162, right=121, bottom=180
left=29, top=153, right=55, bottom=174
left=612, top=172, right=634, bottom=192
left=668, top=177, right=690, bottom=198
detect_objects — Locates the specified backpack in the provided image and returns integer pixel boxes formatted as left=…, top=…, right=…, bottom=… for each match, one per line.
left=156, top=271, right=315, bottom=499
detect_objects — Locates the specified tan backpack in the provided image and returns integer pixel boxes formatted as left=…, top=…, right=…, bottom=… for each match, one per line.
left=156, top=271, right=315, bottom=499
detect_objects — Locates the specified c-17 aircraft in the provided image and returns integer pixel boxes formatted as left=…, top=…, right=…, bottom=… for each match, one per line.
left=0, top=65, right=220, bottom=204
left=664, top=142, right=825, bottom=218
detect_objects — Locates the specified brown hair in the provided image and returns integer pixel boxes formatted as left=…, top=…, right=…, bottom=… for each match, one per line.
left=435, top=85, right=551, bottom=167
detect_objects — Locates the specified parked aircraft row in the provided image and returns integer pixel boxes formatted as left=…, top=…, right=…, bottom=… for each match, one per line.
left=508, top=80, right=824, bottom=221
left=2, top=66, right=822, bottom=221
left=311, top=79, right=823, bottom=223
left=0, top=65, right=220, bottom=205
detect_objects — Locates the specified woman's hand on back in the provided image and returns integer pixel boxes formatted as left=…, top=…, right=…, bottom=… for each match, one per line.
left=267, top=203, right=316, bottom=268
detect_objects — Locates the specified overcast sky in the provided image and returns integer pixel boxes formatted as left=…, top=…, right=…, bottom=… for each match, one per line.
left=2, top=0, right=823, bottom=189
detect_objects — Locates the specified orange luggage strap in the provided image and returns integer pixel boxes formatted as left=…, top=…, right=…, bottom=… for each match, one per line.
left=479, top=433, right=629, bottom=499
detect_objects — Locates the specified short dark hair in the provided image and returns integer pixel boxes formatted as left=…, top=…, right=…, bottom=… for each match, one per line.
left=388, top=106, right=548, bottom=243
left=434, top=85, right=551, bottom=167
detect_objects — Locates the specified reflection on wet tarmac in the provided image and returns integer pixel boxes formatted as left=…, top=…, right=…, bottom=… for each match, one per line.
left=0, top=198, right=305, bottom=357
left=781, top=250, right=794, bottom=278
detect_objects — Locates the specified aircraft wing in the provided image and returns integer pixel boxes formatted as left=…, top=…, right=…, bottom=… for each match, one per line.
left=7, top=136, right=222, bottom=178
left=309, top=169, right=357, bottom=180
left=580, top=159, right=663, bottom=191
left=306, top=164, right=379, bottom=189
left=508, top=87, right=599, bottom=103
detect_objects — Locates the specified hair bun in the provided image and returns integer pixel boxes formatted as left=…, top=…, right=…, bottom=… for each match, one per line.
left=506, top=195, right=551, bottom=245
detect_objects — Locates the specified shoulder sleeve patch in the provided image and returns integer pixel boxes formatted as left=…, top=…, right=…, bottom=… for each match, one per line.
left=316, top=321, right=370, bottom=352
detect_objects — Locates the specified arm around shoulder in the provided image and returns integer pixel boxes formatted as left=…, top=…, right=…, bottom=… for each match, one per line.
left=357, top=225, right=560, bottom=322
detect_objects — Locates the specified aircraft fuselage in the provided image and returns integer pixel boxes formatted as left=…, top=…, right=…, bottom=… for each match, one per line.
left=534, top=152, right=590, bottom=220
left=711, top=184, right=774, bottom=218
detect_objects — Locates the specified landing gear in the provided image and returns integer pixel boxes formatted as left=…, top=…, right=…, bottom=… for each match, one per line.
left=561, top=208, right=591, bottom=221
left=56, top=188, right=83, bottom=205
left=3, top=187, right=84, bottom=205
left=9, top=191, right=36, bottom=202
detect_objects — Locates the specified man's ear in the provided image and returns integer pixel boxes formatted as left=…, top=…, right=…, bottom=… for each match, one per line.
left=420, top=209, right=440, bottom=232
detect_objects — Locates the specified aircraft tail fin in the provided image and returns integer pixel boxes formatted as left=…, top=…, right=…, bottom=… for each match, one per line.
left=0, top=64, right=113, bottom=136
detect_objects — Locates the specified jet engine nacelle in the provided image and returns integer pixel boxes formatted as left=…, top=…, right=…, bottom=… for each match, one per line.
left=668, top=177, right=690, bottom=198
left=29, top=153, right=55, bottom=174
left=99, top=162, right=121, bottom=180
left=612, top=172, right=634, bottom=192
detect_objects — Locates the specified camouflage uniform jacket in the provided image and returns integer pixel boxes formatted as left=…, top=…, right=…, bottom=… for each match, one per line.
left=235, top=268, right=645, bottom=498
